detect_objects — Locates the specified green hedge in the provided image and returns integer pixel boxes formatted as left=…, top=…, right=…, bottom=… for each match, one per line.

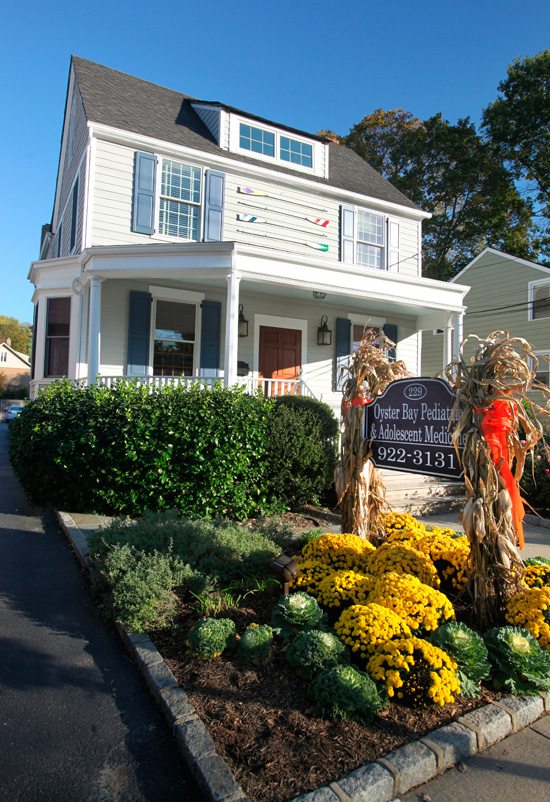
left=9, top=381, right=338, bottom=517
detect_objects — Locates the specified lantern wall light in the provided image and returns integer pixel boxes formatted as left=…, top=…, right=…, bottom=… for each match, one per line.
left=238, top=304, right=249, bottom=337
left=317, top=315, right=332, bottom=346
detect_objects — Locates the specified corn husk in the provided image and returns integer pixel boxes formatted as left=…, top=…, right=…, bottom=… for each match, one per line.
left=445, top=330, right=550, bottom=628
left=335, top=328, right=410, bottom=542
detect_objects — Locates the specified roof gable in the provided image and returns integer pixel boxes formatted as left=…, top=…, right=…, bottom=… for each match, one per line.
left=452, top=247, right=550, bottom=284
left=0, top=342, right=31, bottom=367
left=71, top=56, right=421, bottom=212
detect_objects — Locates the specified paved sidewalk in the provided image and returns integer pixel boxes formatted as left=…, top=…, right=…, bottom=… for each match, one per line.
left=0, top=423, right=200, bottom=802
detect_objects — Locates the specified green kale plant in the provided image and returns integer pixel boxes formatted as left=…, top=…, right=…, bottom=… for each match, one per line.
left=309, top=665, right=385, bottom=723
left=186, top=617, right=237, bottom=659
left=271, top=592, right=326, bottom=637
left=238, top=624, right=274, bottom=666
left=286, top=629, right=348, bottom=680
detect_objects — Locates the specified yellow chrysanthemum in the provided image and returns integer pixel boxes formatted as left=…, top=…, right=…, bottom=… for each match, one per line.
left=315, top=570, right=374, bottom=608
left=335, top=603, right=411, bottom=659
left=367, top=636, right=460, bottom=706
left=301, top=533, right=375, bottom=572
left=384, top=512, right=427, bottom=542
left=505, top=587, right=550, bottom=652
left=367, top=571, right=455, bottom=632
left=364, top=542, right=440, bottom=588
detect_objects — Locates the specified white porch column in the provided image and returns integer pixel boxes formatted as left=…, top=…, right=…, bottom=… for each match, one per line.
left=224, top=270, right=241, bottom=388
left=443, top=317, right=454, bottom=371
left=452, top=311, right=464, bottom=361
left=87, top=276, right=103, bottom=384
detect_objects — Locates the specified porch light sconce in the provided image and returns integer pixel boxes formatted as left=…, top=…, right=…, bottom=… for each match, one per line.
left=317, top=315, right=332, bottom=346
left=238, top=304, right=249, bottom=337
left=271, top=553, right=299, bottom=596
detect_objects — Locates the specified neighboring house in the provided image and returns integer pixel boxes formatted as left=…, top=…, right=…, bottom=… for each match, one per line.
left=0, top=340, right=31, bottom=391
left=422, top=248, right=550, bottom=386
left=29, top=56, right=468, bottom=413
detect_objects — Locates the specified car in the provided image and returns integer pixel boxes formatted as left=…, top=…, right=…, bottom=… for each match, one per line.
left=4, top=404, right=25, bottom=422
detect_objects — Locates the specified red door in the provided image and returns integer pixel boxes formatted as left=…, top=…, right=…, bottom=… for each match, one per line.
left=259, top=327, right=302, bottom=396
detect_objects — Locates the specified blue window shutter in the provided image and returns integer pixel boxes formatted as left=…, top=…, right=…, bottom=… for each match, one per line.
left=132, top=152, right=157, bottom=235
left=70, top=179, right=78, bottom=252
left=127, top=291, right=152, bottom=375
left=335, top=317, right=351, bottom=390
left=30, top=302, right=38, bottom=380
left=340, top=204, right=355, bottom=263
left=200, top=300, right=221, bottom=374
left=203, top=170, right=225, bottom=242
left=383, top=323, right=398, bottom=362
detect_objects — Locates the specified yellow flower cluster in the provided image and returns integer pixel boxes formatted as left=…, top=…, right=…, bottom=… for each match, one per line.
left=506, top=587, right=550, bottom=652
left=316, top=570, right=374, bottom=608
left=384, top=512, right=427, bottom=543
left=367, top=636, right=460, bottom=706
left=335, top=603, right=412, bottom=659
left=367, top=571, right=455, bottom=632
left=425, top=525, right=458, bottom=538
left=290, top=558, right=334, bottom=596
left=523, top=565, right=550, bottom=589
left=414, top=532, right=471, bottom=591
left=301, top=533, right=375, bottom=571
left=364, top=543, right=440, bottom=588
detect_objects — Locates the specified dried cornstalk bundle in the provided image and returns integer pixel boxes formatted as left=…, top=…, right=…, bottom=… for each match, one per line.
left=335, top=328, right=410, bottom=542
left=445, top=330, right=550, bottom=629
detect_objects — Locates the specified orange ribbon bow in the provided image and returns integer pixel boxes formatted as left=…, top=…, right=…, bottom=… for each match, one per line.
left=478, top=399, right=524, bottom=549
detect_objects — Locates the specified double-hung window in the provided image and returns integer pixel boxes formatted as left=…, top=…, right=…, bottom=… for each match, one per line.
left=44, top=297, right=71, bottom=377
left=153, top=300, right=196, bottom=377
left=159, top=159, right=201, bottom=240
left=356, top=210, right=385, bottom=269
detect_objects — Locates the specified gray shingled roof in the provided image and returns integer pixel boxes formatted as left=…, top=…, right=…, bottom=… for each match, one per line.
left=72, top=56, right=422, bottom=212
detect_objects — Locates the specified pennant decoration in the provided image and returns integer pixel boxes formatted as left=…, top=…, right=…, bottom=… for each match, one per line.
left=238, top=186, right=268, bottom=196
left=306, top=217, right=330, bottom=228
left=307, top=243, right=329, bottom=252
left=237, top=214, right=267, bottom=223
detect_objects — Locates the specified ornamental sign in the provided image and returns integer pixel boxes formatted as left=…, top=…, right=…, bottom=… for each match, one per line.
left=365, top=378, right=464, bottom=479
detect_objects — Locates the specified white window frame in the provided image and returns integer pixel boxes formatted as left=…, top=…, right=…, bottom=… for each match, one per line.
left=228, top=114, right=325, bottom=176
left=148, top=286, right=205, bottom=377
left=0, top=350, right=7, bottom=363
left=355, top=209, right=386, bottom=270
left=530, top=351, right=550, bottom=388
left=155, top=158, right=203, bottom=242
left=528, top=278, right=550, bottom=321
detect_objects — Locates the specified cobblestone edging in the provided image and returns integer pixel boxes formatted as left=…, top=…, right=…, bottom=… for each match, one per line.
left=524, top=513, right=550, bottom=529
left=56, top=510, right=549, bottom=802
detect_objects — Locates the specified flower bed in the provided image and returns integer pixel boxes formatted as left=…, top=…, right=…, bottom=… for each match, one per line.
left=90, top=509, right=550, bottom=802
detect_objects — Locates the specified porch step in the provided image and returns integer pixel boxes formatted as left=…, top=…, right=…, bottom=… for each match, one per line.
left=380, top=469, right=465, bottom=517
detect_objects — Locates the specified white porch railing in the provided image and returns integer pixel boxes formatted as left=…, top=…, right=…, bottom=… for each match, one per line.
left=30, top=375, right=317, bottom=399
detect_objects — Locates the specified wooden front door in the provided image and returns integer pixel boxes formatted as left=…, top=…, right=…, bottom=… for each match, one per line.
left=259, top=326, right=302, bottom=396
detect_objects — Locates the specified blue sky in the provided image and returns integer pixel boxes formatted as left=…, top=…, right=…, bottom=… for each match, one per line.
left=1, top=0, right=548, bottom=323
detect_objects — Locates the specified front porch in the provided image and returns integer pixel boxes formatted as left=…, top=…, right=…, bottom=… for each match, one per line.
left=29, top=241, right=469, bottom=408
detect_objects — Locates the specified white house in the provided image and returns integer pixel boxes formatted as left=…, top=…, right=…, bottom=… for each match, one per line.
left=0, top=340, right=31, bottom=392
left=29, top=57, right=468, bottom=413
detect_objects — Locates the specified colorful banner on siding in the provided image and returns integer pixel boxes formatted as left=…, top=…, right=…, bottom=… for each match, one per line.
left=236, top=214, right=267, bottom=223
left=306, top=217, right=330, bottom=227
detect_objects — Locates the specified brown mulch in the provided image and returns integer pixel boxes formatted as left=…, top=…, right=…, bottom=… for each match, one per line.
left=152, top=569, right=502, bottom=802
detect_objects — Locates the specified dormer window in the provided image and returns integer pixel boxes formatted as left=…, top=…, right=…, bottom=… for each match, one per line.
left=230, top=115, right=326, bottom=176
left=239, top=124, right=275, bottom=157
left=280, top=136, right=313, bottom=168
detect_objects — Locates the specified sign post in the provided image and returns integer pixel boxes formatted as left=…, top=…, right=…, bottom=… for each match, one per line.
left=365, top=378, right=463, bottom=479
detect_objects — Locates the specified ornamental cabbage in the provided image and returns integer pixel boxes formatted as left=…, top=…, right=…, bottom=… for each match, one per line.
left=309, top=664, right=385, bottom=723
left=271, top=591, right=326, bottom=637
left=429, top=621, right=490, bottom=698
left=286, top=629, right=347, bottom=680
left=484, top=626, right=550, bottom=693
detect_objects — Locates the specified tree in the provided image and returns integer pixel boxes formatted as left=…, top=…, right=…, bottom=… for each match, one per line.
left=344, top=111, right=537, bottom=280
left=0, top=316, right=32, bottom=355
left=482, top=51, right=550, bottom=218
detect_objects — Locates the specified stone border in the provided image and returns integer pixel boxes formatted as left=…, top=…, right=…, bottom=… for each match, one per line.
left=524, top=513, right=550, bottom=530
left=56, top=510, right=549, bottom=802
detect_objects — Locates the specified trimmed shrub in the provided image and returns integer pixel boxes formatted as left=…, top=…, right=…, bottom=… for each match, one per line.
left=521, top=443, right=550, bottom=515
left=9, top=381, right=277, bottom=518
left=9, top=380, right=338, bottom=517
left=266, top=396, right=338, bottom=507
